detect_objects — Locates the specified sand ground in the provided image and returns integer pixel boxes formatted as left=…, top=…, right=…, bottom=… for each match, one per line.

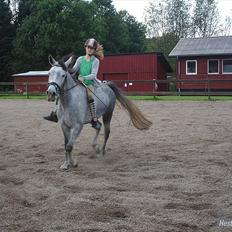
left=0, top=99, right=232, bottom=232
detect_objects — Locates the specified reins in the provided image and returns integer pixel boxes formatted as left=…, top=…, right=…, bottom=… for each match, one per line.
left=60, top=77, right=80, bottom=94
left=48, top=64, right=107, bottom=108
left=48, top=70, right=80, bottom=95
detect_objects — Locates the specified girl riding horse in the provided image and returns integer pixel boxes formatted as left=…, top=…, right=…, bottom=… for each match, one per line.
left=44, top=38, right=104, bottom=128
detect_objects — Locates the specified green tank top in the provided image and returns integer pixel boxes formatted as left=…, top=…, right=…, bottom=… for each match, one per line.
left=79, top=56, right=95, bottom=86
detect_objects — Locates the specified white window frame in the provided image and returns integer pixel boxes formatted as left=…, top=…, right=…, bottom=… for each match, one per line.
left=222, top=59, right=232, bottom=74
left=208, top=59, right=219, bottom=75
left=186, top=60, right=197, bottom=75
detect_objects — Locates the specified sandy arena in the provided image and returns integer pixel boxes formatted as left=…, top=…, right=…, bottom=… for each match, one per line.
left=0, top=99, right=232, bottom=232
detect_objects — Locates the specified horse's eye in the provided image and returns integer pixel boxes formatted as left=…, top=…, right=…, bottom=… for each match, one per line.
left=62, top=74, right=66, bottom=77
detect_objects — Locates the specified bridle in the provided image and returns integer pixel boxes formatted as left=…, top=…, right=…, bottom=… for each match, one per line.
left=48, top=67, right=80, bottom=95
left=48, top=65, right=108, bottom=108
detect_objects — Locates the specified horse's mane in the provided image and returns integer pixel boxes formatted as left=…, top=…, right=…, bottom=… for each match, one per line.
left=57, top=53, right=77, bottom=72
left=57, top=60, right=67, bottom=71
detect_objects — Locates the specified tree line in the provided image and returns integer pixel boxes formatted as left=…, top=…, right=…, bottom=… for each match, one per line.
left=1, top=0, right=231, bottom=82
left=144, top=0, right=231, bottom=66
left=1, top=0, right=146, bottom=81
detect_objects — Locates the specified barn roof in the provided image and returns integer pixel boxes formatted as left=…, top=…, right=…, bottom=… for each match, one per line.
left=12, top=71, right=49, bottom=77
left=169, top=36, right=232, bottom=57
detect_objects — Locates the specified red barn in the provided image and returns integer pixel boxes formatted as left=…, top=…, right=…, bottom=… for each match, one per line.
left=13, top=52, right=172, bottom=94
left=98, top=52, right=172, bottom=92
left=169, top=36, right=232, bottom=91
left=13, top=71, right=48, bottom=93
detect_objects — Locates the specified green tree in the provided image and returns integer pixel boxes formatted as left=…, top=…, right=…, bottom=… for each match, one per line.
left=192, top=0, right=220, bottom=37
left=119, top=11, right=146, bottom=53
left=145, top=0, right=190, bottom=39
left=166, top=0, right=190, bottom=40
left=12, top=0, right=147, bottom=72
left=221, top=16, right=232, bottom=36
left=145, top=33, right=178, bottom=71
left=14, top=0, right=36, bottom=26
left=90, top=0, right=129, bottom=54
left=12, top=0, right=92, bottom=72
left=0, top=0, right=15, bottom=81
left=90, top=0, right=146, bottom=54
left=145, top=1, right=168, bottom=37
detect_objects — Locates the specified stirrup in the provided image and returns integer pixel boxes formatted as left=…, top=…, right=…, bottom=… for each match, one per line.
left=91, top=119, right=101, bottom=129
left=43, top=111, right=58, bottom=123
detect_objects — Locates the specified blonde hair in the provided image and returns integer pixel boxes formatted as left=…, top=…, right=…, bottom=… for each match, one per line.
left=94, top=43, right=104, bottom=60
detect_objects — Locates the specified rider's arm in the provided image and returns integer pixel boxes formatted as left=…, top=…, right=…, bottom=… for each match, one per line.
left=70, top=56, right=82, bottom=76
left=82, top=58, right=100, bottom=80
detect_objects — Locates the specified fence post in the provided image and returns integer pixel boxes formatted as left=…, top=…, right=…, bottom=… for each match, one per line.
left=153, top=79, right=158, bottom=100
left=207, top=79, right=211, bottom=100
left=26, top=82, right=29, bottom=99
left=177, top=79, right=181, bottom=96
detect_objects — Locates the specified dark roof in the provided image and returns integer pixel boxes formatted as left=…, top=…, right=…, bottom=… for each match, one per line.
left=169, top=36, right=232, bottom=57
left=106, top=52, right=163, bottom=56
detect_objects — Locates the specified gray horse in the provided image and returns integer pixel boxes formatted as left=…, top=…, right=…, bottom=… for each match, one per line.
left=46, top=55, right=152, bottom=170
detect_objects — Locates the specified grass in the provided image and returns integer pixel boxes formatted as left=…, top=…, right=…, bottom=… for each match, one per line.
left=1, top=94, right=232, bottom=101
left=0, top=94, right=47, bottom=99
left=128, top=95, right=232, bottom=101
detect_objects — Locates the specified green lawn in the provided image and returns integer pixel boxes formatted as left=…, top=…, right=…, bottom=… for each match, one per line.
left=128, top=95, right=232, bottom=101
left=1, top=94, right=232, bottom=101
left=0, top=94, right=47, bottom=99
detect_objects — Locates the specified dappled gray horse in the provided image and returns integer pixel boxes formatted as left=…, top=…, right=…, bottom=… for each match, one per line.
left=47, top=55, right=152, bottom=170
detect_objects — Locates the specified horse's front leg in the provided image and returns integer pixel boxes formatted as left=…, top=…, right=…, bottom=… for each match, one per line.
left=60, top=123, right=83, bottom=170
left=60, top=123, right=71, bottom=170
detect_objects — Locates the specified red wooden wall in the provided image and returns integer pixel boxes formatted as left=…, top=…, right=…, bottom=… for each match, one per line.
left=14, top=76, right=48, bottom=93
left=176, top=56, right=232, bottom=90
left=98, top=53, right=170, bottom=92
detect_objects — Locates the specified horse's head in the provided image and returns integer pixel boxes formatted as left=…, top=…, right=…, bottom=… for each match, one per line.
left=47, top=55, right=73, bottom=101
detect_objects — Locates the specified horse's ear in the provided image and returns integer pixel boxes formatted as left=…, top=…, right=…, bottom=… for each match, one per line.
left=48, top=55, right=57, bottom=66
left=65, top=56, right=73, bottom=68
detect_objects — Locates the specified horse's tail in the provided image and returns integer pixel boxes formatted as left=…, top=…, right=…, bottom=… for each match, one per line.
left=107, top=81, right=152, bottom=130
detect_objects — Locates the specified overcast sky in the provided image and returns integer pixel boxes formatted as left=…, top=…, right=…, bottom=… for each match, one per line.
left=112, top=0, right=232, bottom=23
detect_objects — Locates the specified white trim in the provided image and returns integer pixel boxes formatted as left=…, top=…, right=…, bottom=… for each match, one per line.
left=207, top=59, right=219, bottom=75
left=186, top=60, right=197, bottom=75
left=222, top=59, right=232, bottom=74
left=12, top=71, right=49, bottom=77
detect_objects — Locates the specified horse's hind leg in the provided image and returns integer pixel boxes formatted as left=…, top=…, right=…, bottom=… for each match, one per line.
left=101, top=110, right=113, bottom=155
left=92, top=121, right=102, bottom=154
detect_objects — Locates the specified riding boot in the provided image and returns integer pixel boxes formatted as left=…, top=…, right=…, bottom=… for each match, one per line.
left=43, top=111, right=58, bottom=123
left=89, top=99, right=100, bottom=129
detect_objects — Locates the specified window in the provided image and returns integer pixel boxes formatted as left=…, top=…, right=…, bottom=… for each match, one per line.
left=208, top=59, right=219, bottom=74
left=223, top=59, right=232, bottom=74
left=186, top=60, right=197, bottom=75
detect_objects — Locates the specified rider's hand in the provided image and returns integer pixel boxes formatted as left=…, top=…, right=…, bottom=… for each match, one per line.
left=79, top=77, right=84, bottom=82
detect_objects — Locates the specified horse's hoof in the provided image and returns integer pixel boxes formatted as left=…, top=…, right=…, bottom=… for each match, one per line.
left=102, top=151, right=106, bottom=156
left=101, top=148, right=106, bottom=156
left=95, top=146, right=101, bottom=154
left=71, top=161, right=78, bottom=168
left=93, top=145, right=101, bottom=154
left=97, top=149, right=105, bottom=158
left=60, top=162, right=70, bottom=170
